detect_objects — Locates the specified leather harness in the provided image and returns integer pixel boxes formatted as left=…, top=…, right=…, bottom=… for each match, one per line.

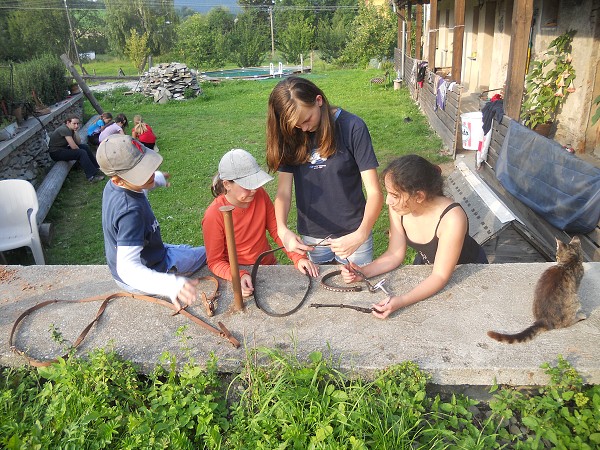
left=10, top=279, right=239, bottom=367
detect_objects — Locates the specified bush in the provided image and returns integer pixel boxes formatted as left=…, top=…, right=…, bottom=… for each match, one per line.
left=13, top=54, right=68, bottom=106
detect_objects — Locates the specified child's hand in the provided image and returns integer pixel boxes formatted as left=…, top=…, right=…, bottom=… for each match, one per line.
left=173, top=278, right=200, bottom=311
left=340, top=261, right=362, bottom=284
left=162, top=172, right=171, bottom=188
left=296, top=258, right=319, bottom=277
left=240, top=273, right=254, bottom=297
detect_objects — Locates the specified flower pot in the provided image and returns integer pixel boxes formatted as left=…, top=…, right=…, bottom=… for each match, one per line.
left=533, top=122, right=552, bottom=137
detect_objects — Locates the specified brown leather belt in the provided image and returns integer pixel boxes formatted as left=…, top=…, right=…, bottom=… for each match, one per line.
left=10, top=286, right=240, bottom=367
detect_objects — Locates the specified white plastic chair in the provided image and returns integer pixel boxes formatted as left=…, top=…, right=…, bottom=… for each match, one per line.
left=0, top=179, right=45, bottom=264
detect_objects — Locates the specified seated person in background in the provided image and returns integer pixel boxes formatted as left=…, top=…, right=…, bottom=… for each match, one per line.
left=99, top=113, right=128, bottom=142
left=87, top=112, right=113, bottom=146
left=131, top=115, right=157, bottom=150
left=341, top=154, right=488, bottom=319
left=202, top=149, right=318, bottom=297
left=48, top=115, right=104, bottom=183
left=97, top=134, right=206, bottom=310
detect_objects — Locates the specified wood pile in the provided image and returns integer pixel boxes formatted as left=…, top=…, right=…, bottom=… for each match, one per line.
left=139, top=63, right=202, bottom=101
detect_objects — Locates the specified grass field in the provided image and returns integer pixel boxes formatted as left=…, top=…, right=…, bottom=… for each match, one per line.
left=43, top=68, right=446, bottom=265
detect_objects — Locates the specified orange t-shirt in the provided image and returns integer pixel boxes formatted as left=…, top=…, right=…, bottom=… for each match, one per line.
left=201, top=187, right=303, bottom=280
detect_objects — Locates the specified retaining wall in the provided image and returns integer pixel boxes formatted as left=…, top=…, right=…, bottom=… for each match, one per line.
left=0, top=94, right=84, bottom=185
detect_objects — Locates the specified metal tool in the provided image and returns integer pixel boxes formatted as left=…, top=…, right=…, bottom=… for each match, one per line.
left=371, top=278, right=392, bottom=296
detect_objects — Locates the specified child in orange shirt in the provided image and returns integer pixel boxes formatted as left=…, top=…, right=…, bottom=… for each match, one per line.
left=202, top=149, right=318, bottom=297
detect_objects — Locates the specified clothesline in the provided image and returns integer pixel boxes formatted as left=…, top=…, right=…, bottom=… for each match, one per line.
left=428, top=25, right=465, bottom=32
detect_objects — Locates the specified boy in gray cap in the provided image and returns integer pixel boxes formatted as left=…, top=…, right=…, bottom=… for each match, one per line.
left=97, top=134, right=206, bottom=310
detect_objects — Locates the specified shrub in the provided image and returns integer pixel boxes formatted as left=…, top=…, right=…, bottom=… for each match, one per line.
left=13, top=54, right=68, bottom=106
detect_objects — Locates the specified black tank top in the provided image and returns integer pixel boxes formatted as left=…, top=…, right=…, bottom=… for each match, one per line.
left=401, top=202, right=484, bottom=265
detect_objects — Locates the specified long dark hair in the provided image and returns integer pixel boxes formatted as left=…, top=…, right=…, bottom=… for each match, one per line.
left=382, top=155, right=444, bottom=200
left=266, top=77, right=336, bottom=171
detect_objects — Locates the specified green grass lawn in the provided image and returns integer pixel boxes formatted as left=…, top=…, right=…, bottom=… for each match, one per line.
left=44, top=68, right=446, bottom=265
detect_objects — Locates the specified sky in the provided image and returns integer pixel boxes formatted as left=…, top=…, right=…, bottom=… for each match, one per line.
left=174, top=0, right=241, bottom=13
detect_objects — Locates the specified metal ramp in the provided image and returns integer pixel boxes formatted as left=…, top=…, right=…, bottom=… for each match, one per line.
left=446, top=162, right=549, bottom=263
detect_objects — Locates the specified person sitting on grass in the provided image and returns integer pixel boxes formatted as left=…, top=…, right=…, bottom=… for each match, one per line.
left=87, top=112, right=113, bottom=146
left=99, top=113, right=128, bottom=142
left=131, top=115, right=158, bottom=150
left=202, top=149, right=318, bottom=297
left=48, top=115, right=104, bottom=183
left=341, top=155, right=488, bottom=319
left=97, top=134, right=206, bottom=310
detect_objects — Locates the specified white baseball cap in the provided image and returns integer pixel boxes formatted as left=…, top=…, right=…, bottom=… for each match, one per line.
left=218, top=149, right=273, bottom=190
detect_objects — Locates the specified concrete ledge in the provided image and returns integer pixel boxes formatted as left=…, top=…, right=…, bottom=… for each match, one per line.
left=0, top=94, right=83, bottom=163
left=1, top=262, right=598, bottom=388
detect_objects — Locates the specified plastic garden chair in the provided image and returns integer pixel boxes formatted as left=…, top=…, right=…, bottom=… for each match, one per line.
left=0, top=179, right=45, bottom=264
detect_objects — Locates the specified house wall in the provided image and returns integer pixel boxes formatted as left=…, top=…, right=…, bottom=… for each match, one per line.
left=429, top=0, right=598, bottom=154
left=527, top=0, right=600, bottom=153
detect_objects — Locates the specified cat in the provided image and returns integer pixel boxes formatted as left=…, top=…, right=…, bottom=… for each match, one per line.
left=487, top=236, right=585, bottom=344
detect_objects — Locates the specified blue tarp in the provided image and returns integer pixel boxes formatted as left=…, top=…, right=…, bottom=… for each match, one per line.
left=496, top=120, right=600, bottom=233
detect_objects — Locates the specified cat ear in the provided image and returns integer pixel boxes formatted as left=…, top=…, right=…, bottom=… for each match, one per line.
left=555, top=237, right=563, bottom=250
left=569, top=235, right=580, bottom=245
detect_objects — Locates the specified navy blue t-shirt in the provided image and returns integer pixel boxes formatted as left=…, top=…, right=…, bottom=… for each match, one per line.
left=279, top=109, right=379, bottom=238
left=102, top=181, right=168, bottom=283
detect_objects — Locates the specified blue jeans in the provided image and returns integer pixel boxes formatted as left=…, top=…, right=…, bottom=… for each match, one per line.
left=302, top=233, right=373, bottom=265
left=49, top=144, right=100, bottom=179
left=115, top=244, right=206, bottom=294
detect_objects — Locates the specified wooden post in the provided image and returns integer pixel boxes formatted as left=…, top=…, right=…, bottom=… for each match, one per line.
left=219, top=205, right=244, bottom=312
left=60, top=54, right=104, bottom=115
left=452, top=0, right=466, bottom=83
left=416, top=4, right=423, bottom=60
left=405, top=3, right=412, bottom=58
left=504, top=0, right=534, bottom=120
left=428, top=0, right=439, bottom=70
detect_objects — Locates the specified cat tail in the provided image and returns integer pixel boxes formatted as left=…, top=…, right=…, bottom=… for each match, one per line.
left=487, top=320, right=549, bottom=344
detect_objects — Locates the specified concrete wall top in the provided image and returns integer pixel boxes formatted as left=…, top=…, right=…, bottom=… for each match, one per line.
left=1, top=262, right=598, bottom=388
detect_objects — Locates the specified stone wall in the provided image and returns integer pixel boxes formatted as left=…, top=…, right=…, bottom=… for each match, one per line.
left=0, top=94, right=84, bottom=187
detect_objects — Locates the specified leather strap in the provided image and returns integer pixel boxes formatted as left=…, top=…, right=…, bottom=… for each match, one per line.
left=310, top=303, right=376, bottom=314
left=251, top=246, right=312, bottom=317
left=10, top=287, right=240, bottom=367
left=320, top=270, right=363, bottom=292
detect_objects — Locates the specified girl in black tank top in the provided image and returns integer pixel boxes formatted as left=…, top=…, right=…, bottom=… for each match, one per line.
left=339, top=155, right=488, bottom=320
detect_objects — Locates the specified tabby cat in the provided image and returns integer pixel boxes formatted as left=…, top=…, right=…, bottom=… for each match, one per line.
left=487, top=236, right=585, bottom=344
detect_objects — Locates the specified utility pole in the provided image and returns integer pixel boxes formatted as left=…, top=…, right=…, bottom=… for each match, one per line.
left=269, top=6, right=275, bottom=59
left=63, top=0, right=87, bottom=75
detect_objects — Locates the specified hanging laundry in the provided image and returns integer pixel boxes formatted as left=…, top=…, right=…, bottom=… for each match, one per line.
left=435, top=77, right=448, bottom=111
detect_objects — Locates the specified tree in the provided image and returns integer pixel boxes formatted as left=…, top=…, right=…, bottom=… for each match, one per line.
left=315, top=2, right=357, bottom=63
left=227, top=10, right=269, bottom=67
left=125, top=30, right=150, bottom=74
left=277, top=16, right=315, bottom=64
left=1, top=0, right=70, bottom=62
left=338, top=2, right=396, bottom=67
left=104, top=0, right=177, bottom=57
left=175, top=9, right=232, bottom=71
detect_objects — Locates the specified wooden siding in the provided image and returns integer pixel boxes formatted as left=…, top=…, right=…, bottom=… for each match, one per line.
left=398, top=52, right=461, bottom=153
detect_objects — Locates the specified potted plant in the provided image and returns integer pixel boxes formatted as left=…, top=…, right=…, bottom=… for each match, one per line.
left=521, top=30, right=577, bottom=135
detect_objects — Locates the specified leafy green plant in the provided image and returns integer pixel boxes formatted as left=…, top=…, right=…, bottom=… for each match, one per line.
left=489, top=355, right=600, bottom=449
left=592, top=94, right=600, bottom=125
left=521, top=30, right=577, bottom=130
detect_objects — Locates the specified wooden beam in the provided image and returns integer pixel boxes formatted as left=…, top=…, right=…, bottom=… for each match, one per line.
left=428, top=0, right=438, bottom=69
left=504, top=0, right=534, bottom=120
left=416, top=4, right=423, bottom=59
left=60, top=54, right=104, bottom=115
left=406, top=3, right=413, bottom=58
left=452, top=0, right=466, bottom=83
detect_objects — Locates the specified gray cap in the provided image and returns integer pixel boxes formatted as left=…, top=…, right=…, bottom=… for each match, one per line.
left=97, top=135, right=163, bottom=186
left=218, top=149, right=273, bottom=190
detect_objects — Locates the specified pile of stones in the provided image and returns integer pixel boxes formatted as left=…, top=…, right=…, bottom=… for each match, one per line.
left=139, top=62, right=202, bottom=103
